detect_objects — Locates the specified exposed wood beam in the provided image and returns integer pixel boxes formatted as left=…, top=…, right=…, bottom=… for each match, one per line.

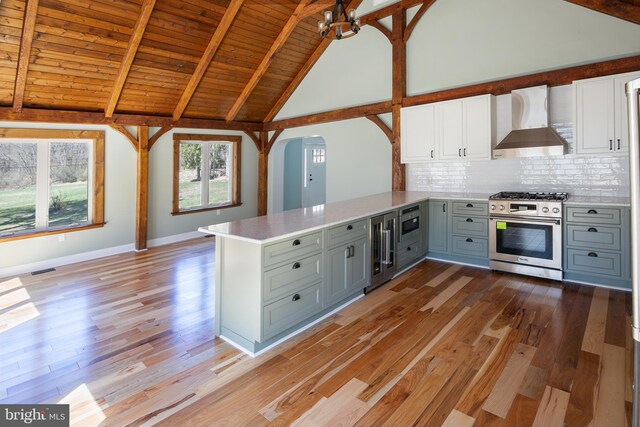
left=403, top=0, right=435, bottom=42
left=263, top=0, right=364, bottom=123
left=391, top=8, right=406, bottom=191
left=0, top=107, right=263, bottom=131
left=257, top=131, right=269, bottom=216
left=265, top=100, right=392, bottom=131
left=172, top=0, right=244, bottom=121
left=12, top=0, right=39, bottom=113
left=565, top=0, right=640, bottom=25
left=266, top=129, right=284, bottom=155
left=368, top=19, right=392, bottom=42
left=366, top=115, right=393, bottom=143
left=109, top=124, right=138, bottom=151
left=149, top=125, right=173, bottom=149
left=404, top=54, right=640, bottom=107
left=135, top=126, right=149, bottom=251
left=244, top=130, right=261, bottom=151
left=359, top=0, right=423, bottom=26
left=105, top=0, right=156, bottom=117
left=226, top=0, right=312, bottom=122
left=300, top=0, right=334, bottom=19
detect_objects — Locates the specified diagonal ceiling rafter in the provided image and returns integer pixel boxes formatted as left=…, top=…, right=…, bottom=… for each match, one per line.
left=12, top=0, right=39, bottom=113
left=172, top=0, right=244, bottom=121
left=105, top=0, right=156, bottom=118
left=565, top=0, right=640, bottom=25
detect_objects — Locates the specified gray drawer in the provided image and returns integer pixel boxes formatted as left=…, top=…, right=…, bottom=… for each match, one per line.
left=326, top=219, right=368, bottom=249
left=262, top=282, right=323, bottom=340
left=264, top=232, right=322, bottom=268
left=451, top=235, right=488, bottom=258
left=397, top=238, right=420, bottom=268
left=566, top=224, right=621, bottom=251
left=566, top=249, right=622, bottom=277
left=452, top=216, right=488, bottom=237
left=566, top=207, right=621, bottom=225
left=451, top=201, right=488, bottom=217
left=263, top=254, right=323, bottom=303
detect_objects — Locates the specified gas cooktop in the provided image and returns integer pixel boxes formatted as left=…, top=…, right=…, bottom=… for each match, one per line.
left=489, top=191, right=569, bottom=202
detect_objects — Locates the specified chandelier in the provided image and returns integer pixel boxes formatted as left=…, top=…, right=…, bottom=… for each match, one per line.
left=318, top=0, right=360, bottom=40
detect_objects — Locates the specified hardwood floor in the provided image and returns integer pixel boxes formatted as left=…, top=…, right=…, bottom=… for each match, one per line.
left=0, top=238, right=632, bottom=426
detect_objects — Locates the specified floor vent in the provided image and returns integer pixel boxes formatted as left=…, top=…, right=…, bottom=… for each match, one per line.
left=31, top=267, right=56, bottom=275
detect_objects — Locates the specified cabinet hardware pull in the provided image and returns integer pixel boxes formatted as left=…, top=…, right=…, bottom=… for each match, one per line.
left=617, top=139, right=621, bottom=150
left=431, top=149, right=434, bottom=158
left=292, top=294, right=301, bottom=301
left=347, top=225, right=353, bottom=231
left=587, top=209, right=598, bottom=214
left=292, top=262, right=301, bottom=269
left=588, top=252, right=598, bottom=257
left=466, top=238, right=473, bottom=242
left=464, top=148, right=467, bottom=157
left=466, top=218, right=473, bottom=222
left=466, top=203, right=473, bottom=208
left=587, top=227, right=598, bottom=232
left=292, top=239, right=301, bottom=246
left=442, top=203, right=446, bottom=213
left=351, top=245, right=355, bottom=257
left=609, top=139, right=613, bottom=150
left=346, top=247, right=351, bottom=259
left=459, top=148, right=462, bottom=157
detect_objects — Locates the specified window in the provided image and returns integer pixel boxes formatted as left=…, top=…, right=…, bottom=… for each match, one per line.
left=0, top=129, right=105, bottom=241
left=311, top=148, right=325, bottom=164
left=173, top=133, right=241, bottom=214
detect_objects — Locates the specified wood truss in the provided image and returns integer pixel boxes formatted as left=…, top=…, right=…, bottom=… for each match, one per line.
left=1, top=0, right=639, bottom=247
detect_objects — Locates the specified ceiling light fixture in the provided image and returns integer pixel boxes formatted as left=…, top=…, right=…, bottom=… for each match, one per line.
left=318, top=0, right=360, bottom=40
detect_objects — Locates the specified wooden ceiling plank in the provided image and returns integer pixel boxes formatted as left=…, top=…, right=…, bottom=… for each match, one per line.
left=299, top=0, right=334, bottom=19
left=225, top=0, right=312, bottom=122
left=172, top=0, right=244, bottom=121
left=263, top=0, right=363, bottom=122
left=104, top=0, right=156, bottom=118
left=565, top=0, right=640, bottom=25
left=12, top=0, right=39, bottom=113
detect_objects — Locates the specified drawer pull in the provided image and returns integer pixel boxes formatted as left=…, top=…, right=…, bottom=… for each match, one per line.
left=466, top=203, right=473, bottom=208
left=292, top=262, right=301, bottom=269
left=588, top=252, right=598, bottom=257
left=587, top=227, right=598, bottom=232
left=466, top=238, right=473, bottom=243
left=347, top=225, right=353, bottom=231
left=292, top=239, right=301, bottom=246
left=466, top=218, right=473, bottom=222
left=587, top=209, right=598, bottom=214
left=292, top=293, right=301, bottom=302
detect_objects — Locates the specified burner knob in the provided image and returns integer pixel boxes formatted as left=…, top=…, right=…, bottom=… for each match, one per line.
left=552, top=207, right=560, bottom=214
left=490, top=205, right=496, bottom=211
left=499, top=205, right=505, bottom=211
left=542, top=207, right=549, bottom=213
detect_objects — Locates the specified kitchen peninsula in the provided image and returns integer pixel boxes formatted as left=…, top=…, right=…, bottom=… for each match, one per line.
left=199, top=191, right=432, bottom=355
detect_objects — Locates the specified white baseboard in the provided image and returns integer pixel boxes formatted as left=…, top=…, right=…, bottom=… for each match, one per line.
left=0, top=230, right=207, bottom=279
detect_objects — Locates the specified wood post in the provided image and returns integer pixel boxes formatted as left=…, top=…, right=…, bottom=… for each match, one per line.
left=136, top=126, right=149, bottom=251
left=391, top=8, right=406, bottom=191
left=257, top=131, right=269, bottom=216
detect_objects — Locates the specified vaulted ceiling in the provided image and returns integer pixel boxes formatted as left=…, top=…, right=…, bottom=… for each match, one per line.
left=0, top=0, right=638, bottom=127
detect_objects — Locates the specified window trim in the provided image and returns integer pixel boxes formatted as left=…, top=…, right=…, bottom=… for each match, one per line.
left=172, top=133, right=241, bottom=215
left=0, top=128, right=105, bottom=242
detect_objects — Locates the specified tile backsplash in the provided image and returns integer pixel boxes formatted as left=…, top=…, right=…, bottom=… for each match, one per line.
left=406, top=85, right=630, bottom=197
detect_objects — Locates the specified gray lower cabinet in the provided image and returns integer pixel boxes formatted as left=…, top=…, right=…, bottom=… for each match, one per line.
left=429, top=200, right=449, bottom=253
left=325, top=237, right=368, bottom=306
left=563, top=205, right=631, bottom=289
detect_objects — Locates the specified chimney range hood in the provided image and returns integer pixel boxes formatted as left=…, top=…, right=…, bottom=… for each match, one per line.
left=493, top=85, right=567, bottom=158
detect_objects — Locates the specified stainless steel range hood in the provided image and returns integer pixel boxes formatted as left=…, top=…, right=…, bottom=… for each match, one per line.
left=493, top=85, right=567, bottom=158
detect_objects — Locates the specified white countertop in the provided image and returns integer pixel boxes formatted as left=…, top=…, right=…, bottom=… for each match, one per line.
left=565, top=195, right=630, bottom=206
left=199, top=191, right=432, bottom=244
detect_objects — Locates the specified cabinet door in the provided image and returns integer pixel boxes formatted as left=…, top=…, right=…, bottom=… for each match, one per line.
left=437, top=101, right=464, bottom=160
left=575, top=79, right=615, bottom=154
left=348, top=238, right=368, bottom=292
left=401, top=104, right=436, bottom=163
left=614, top=73, right=640, bottom=153
left=325, top=245, right=350, bottom=306
left=463, top=95, right=491, bottom=160
left=428, top=201, right=449, bottom=253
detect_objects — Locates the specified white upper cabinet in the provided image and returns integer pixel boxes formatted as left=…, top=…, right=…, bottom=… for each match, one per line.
left=574, top=71, right=640, bottom=155
left=401, top=94, right=494, bottom=163
left=401, top=104, right=437, bottom=163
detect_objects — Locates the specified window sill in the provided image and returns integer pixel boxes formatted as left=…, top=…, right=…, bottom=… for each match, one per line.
left=171, top=202, right=242, bottom=216
left=0, top=223, right=106, bottom=243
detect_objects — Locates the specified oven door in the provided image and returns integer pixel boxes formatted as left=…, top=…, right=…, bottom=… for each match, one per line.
left=489, top=216, right=562, bottom=270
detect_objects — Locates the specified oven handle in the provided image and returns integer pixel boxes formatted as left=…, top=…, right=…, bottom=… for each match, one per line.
left=489, top=217, right=561, bottom=226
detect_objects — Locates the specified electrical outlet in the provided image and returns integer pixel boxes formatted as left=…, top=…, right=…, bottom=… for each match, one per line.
left=216, top=210, right=221, bottom=216
left=58, top=233, right=65, bottom=242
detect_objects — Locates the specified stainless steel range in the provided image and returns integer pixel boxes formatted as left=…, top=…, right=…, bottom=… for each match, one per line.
left=488, top=191, right=568, bottom=280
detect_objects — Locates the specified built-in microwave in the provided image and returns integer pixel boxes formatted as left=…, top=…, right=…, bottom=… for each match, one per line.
left=399, top=204, right=421, bottom=243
